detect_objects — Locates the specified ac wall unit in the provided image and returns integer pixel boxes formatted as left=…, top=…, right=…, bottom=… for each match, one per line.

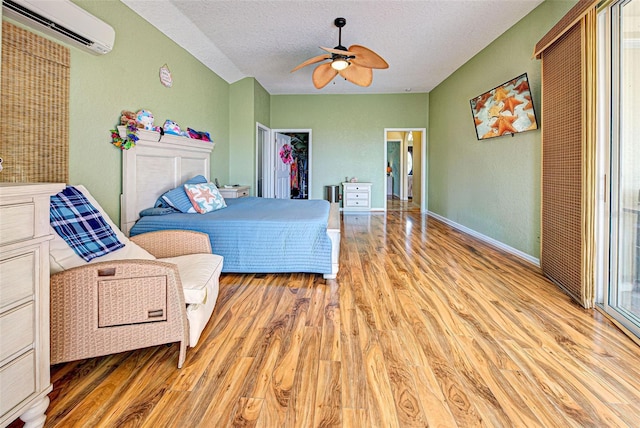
left=2, top=0, right=115, bottom=54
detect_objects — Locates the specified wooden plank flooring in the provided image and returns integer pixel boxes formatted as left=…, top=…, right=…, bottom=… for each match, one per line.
left=23, top=210, right=640, bottom=427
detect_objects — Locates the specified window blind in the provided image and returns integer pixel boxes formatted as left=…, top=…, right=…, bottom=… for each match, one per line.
left=0, top=21, right=70, bottom=183
left=536, top=4, right=597, bottom=308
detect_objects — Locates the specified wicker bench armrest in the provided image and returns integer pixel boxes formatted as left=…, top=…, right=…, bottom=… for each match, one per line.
left=131, top=230, right=212, bottom=258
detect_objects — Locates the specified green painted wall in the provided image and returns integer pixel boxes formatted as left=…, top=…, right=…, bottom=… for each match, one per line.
left=254, top=79, right=271, bottom=128
left=229, top=77, right=271, bottom=190
left=2, top=1, right=230, bottom=221
left=270, top=94, right=428, bottom=207
left=229, top=78, right=255, bottom=188
left=428, top=0, right=577, bottom=258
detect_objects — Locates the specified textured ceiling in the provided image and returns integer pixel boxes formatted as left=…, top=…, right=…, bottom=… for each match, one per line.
left=122, top=0, right=544, bottom=95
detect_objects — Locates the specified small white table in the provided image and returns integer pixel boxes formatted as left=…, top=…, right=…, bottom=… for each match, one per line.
left=342, top=182, right=372, bottom=211
left=219, top=185, right=250, bottom=199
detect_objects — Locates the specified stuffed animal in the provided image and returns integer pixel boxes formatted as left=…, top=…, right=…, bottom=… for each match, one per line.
left=163, top=119, right=184, bottom=136
left=136, top=109, right=155, bottom=130
left=120, top=110, right=141, bottom=128
left=187, top=128, right=212, bottom=142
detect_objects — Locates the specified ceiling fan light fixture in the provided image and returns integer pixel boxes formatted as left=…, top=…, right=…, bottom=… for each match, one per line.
left=331, top=58, right=350, bottom=71
left=291, top=17, right=387, bottom=89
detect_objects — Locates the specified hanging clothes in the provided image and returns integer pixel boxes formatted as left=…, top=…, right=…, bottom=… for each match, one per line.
left=291, top=160, right=299, bottom=190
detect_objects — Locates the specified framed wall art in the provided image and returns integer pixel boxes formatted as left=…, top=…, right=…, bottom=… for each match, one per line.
left=470, top=73, right=538, bottom=140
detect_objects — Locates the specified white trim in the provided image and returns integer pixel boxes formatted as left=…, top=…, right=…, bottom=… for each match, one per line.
left=383, top=128, right=427, bottom=213
left=255, top=122, right=272, bottom=198
left=623, top=38, right=640, bottom=49
left=428, top=211, right=540, bottom=267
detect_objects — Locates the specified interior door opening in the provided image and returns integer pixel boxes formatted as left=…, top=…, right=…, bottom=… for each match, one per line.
left=272, top=129, right=312, bottom=199
left=256, top=125, right=313, bottom=199
left=384, top=128, right=427, bottom=212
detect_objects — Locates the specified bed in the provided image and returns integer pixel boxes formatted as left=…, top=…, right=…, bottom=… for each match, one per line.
left=120, top=128, right=340, bottom=279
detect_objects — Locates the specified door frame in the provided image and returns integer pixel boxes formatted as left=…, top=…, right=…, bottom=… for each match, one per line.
left=595, top=0, right=640, bottom=340
left=255, top=122, right=273, bottom=198
left=271, top=128, right=313, bottom=199
left=384, top=128, right=427, bottom=213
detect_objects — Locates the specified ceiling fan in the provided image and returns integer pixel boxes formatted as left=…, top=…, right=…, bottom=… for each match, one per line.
left=291, top=17, right=389, bottom=89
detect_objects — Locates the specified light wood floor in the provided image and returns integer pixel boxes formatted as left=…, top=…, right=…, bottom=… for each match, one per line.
left=32, top=211, right=640, bottom=427
left=386, top=197, right=419, bottom=212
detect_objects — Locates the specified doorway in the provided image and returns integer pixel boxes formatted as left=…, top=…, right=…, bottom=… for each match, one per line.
left=276, top=131, right=310, bottom=199
left=384, top=128, right=427, bottom=212
left=255, top=125, right=312, bottom=199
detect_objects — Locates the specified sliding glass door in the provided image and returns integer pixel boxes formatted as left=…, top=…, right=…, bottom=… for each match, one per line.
left=597, top=0, right=640, bottom=337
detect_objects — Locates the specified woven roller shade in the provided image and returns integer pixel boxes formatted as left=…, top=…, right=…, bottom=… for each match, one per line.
left=537, top=3, right=597, bottom=308
left=534, top=0, right=599, bottom=59
left=540, top=24, right=584, bottom=304
left=0, top=21, right=70, bottom=183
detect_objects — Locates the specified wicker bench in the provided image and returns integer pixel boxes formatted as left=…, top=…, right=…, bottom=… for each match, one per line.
left=49, top=186, right=222, bottom=368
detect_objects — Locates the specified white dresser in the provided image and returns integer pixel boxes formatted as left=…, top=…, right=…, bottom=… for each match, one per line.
left=342, top=182, right=372, bottom=211
left=0, top=183, right=64, bottom=428
left=218, top=185, right=250, bottom=199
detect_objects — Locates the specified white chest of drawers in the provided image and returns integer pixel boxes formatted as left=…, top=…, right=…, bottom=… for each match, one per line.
left=342, top=182, right=372, bottom=211
left=0, top=183, right=64, bottom=428
left=218, top=185, right=250, bottom=199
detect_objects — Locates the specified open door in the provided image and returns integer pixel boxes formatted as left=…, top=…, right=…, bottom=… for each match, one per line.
left=274, top=132, right=292, bottom=199
left=257, top=125, right=312, bottom=200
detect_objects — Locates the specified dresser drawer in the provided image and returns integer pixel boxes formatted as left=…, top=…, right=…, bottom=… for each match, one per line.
left=0, top=350, right=36, bottom=416
left=98, top=277, right=167, bottom=327
left=346, top=191, right=369, bottom=200
left=219, top=186, right=250, bottom=198
left=345, top=199, right=369, bottom=207
left=0, top=203, right=35, bottom=244
left=343, top=184, right=369, bottom=192
left=0, top=303, right=35, bottom=362
left=0, top=251, right=36, bottom=310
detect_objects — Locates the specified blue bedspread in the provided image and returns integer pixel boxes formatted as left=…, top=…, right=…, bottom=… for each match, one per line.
left=130, top=197, right=332, bottom=274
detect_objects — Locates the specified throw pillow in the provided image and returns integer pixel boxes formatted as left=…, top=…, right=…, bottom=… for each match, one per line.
left=184, top=183, right=227, bottom=214
left=157, top=174, right=208, bottom=213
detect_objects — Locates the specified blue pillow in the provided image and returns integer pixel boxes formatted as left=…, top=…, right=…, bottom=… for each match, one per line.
left=158, top=175, right=207, bottom=213
left=139, top=207, right=177, bottom=216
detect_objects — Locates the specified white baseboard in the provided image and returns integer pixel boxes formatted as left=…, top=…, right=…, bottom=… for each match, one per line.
left=427, top=211, right=540, bottom=267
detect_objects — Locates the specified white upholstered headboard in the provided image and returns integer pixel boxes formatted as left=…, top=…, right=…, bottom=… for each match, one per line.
left=120, top=128, right=214, bottom=235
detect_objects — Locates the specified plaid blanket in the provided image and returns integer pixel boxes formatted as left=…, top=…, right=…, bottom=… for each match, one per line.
left=50, top=186, right=124, bottom=262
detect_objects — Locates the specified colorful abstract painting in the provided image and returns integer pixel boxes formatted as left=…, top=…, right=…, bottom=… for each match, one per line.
left=470, top=73, right=538, bottom=140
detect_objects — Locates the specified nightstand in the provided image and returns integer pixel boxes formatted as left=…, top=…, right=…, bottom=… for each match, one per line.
left=342, top=182, right=372, bottom=211
left=219, top=185, right=250, bottom=199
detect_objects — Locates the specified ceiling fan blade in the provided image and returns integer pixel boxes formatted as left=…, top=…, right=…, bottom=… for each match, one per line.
left=339, top=63, right=373, bottom=87
left=320, top=46, right=355, bottom=56
left=291, top=54, right=331, bottom=72
left=348, top=45, right=389, bottom=69
left=313, top=63, right=338, bottom=89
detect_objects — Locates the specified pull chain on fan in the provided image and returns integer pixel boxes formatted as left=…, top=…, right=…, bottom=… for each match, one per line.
left=291, top=17, right=388, bottom=89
